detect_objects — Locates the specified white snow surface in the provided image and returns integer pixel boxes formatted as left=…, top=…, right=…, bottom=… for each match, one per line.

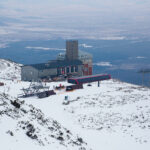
left=0, top=59, right=150, bottom=150
left=0, top=59, right=21, bottom=80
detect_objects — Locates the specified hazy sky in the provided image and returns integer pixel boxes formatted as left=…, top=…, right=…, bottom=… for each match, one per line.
left=0, top=0, right=150, bottom=41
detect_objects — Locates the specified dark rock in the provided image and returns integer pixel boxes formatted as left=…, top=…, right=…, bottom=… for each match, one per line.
left=48, top=127, right=54, bottom=131
left=26, top=131, right=37, bottom=139
left=7, top=130, right=14, bottom=136
left=78, top=137, right=83, bottom=143
left=66, top=130, right=70, bottom=134
left=57, top=136, right=64, bottom=141
left=59, top=132, right=63, bottom=136
left=51, top=135, right=55, bottom=138
left=10, top=100, right=20, bottom=109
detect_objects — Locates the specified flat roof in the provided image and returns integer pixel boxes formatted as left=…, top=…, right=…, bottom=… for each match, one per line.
left=69, top=74, right=110, bottom=80
left=23, top=59, right=83, bottom=70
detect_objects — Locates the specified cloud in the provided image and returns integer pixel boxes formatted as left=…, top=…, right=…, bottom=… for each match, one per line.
left=129, top=56, right=147, bottom=60
left=80, top=44, right=93, bottom=48
left=99, top=36, right=126, bottom=40
left=94, top=62, right=113, bottom=67
left=0, top=28, right=15, bottom=35
left=26, top=46, right=65, bottom=51
left=1, top=0, right=150, bottom=19
left=0, top=0, right=150, bottom=40
left=108, top=63, right=140, bottom=70
left=136, top=56, right=146, bottom=59
left=0, top=43, right=8, bottom=48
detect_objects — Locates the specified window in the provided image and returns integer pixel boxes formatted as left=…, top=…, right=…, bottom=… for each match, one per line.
left=75, top=66, right=78, bottom=72
left=67, top=67, right=70, bottom=73
left=62, top=68, right=65, bottom=74
left=71, top=66, right=74, bottom=73
left=57, top=68, right=61, bottom=75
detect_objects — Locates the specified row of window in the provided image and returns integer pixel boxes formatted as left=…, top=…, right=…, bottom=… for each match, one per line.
left=57, top=66, right=78, bottom=75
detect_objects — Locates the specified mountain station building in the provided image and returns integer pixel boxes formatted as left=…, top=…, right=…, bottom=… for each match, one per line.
left=21, top=40, right=93, bottom=81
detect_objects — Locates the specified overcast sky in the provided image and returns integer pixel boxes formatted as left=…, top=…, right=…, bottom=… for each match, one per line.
left=0, top=0, right=150, bottom=40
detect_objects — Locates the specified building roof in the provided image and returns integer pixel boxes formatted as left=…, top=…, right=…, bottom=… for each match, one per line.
left=69, top=74, right=111, bottom=80
left=23, top=60, right=83, bottom=70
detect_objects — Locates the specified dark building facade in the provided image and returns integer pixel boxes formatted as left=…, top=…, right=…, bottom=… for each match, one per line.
left=21, top=60, right=83, bottom=81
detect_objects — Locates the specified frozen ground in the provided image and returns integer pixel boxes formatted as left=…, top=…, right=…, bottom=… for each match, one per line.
left=0, top=59, right=150, bottom=150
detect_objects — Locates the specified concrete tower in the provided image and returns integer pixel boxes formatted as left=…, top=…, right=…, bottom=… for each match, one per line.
left=66, top=40, right=78, bottom=60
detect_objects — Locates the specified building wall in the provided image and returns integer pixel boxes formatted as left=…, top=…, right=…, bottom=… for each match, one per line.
left=57, top=65, right=83, bottom=76
left=66, top=40, right=78, bottom=60
left=38, top=68, right=57, bottom=78
left=21, top=66, right=39, bottom=81
left=21, top=65, right=83, bottom=81
left=82, top=58, right=93, bottom=76
left=78, top=65, right=83, bottom=76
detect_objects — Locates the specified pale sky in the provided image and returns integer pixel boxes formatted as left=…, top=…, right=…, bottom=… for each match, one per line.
left=0, top=0, right=150, bottom=40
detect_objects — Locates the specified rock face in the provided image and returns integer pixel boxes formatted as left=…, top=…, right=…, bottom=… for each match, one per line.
left=0, top=59, right=21, bottom=80
left=0, top=93, right=91, bottom=150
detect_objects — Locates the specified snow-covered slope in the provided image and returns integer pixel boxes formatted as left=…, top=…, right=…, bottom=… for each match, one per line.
left=0, top=59, right=150, bottom=150
left=18, top=80, right=149, bottom=150
left=0, top=93, right=90, bottom=150
left=0, top=59, right=21, bottom=80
